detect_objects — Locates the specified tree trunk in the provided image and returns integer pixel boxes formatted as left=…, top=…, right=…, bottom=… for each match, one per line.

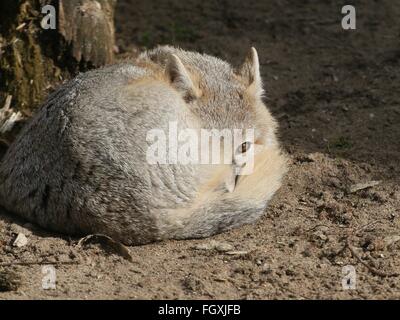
left=0, top=0, right=116, bottom=144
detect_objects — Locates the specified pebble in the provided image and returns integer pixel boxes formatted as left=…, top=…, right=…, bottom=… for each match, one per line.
left=12, top=233, right=28, bottom=247
left=193, top=240, right=234, bottom=252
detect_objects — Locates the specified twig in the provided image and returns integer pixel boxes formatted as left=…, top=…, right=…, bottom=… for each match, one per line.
left=349, top=180, right=381, bottom=193
left=354, top=220, right=381, bottom=235
left=2, top=95, right=12, bottom=111
left=16, top=23, right=26, bottom=31
left=0, top=261, right=79, bottom=267
left=305, top=224, right=331, bottom=233
left=345, top=237, right=399, bottom=278
left=77, top=234, right=133, bottom=262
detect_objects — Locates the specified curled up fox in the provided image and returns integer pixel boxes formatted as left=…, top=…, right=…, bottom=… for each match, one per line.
left=0, top=46, right=287, bottom=245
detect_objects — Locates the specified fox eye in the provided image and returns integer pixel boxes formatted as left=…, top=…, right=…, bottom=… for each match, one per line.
left=238, top=141, right=251, bottom=154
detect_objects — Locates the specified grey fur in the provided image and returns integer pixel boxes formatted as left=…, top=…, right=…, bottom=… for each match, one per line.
left=0, top=46, right=287, bottom=245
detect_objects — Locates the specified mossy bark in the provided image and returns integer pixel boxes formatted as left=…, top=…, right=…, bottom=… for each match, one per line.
left=0, top=0, right=116, bottom=119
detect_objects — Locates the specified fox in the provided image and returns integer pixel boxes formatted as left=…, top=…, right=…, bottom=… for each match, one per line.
left=0, top=46, right=287, bottom=245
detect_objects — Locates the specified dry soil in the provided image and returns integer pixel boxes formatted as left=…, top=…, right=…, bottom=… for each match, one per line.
left=0, top=0, right=399, bottom=299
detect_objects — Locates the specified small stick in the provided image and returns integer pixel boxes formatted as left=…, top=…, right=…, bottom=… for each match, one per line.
left=0, top=261, right=79, bottom=267
left=2, top=95, right=12, bottom=111
left=354, top=220, right=381, bottom=235
left=305, top=224, right=331, bottom=233
left=16, top=23, right=26, bottom=31
left=345, top=237, right=399, bottom=278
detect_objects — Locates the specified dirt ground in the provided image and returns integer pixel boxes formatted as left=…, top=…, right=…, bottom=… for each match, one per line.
left=1, top=0, right=399, bottom=299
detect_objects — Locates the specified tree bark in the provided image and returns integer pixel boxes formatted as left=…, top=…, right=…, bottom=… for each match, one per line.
left=0, top=0, right=116, bottom=143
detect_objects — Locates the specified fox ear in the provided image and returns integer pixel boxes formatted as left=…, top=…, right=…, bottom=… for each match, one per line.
left=238, top=47, right=263, bottom=97
left=166, top=54, right=199, bottom=102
